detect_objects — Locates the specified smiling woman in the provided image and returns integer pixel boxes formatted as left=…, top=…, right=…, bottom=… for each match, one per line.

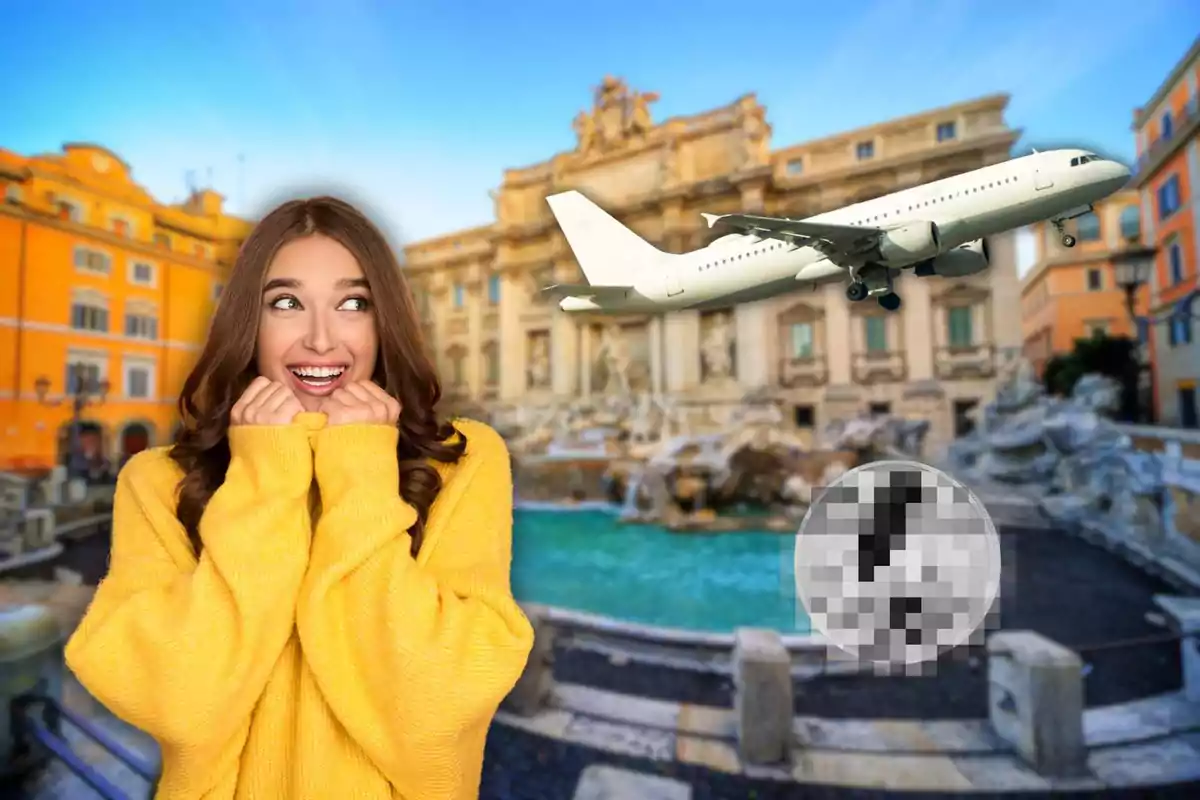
left=63, top=195, right=534, bottom=800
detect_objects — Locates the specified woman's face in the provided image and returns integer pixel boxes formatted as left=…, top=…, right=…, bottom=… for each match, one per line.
left=255, top=234, right=380, bottom=412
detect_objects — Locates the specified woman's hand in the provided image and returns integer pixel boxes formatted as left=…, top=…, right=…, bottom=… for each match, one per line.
left=319, top=381, right=402, bottom=427
left=230, top=377, right=306, bottom=426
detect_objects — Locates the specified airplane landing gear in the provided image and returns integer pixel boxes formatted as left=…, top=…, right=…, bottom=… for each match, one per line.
left=846, top=281, right=869, bottom=302
left=877, top=292, right=902, bottom=312
left=1050, top=218, right=1077, bottom=248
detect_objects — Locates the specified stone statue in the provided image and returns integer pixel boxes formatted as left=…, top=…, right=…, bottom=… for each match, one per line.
left=740, top=106, right=769, bottom=167
left=573, top=111, right=598, bottom=155
left=701, top=312, right=735, bottom=381
left=626, top=91, right=659, bottom=137
left=660, top=141, right=680, bottom=186
left=594, top=76, right=628, bottom=147
left=596, top=325, right=631, bottom=394
left=527, top=335, right=551, bottom=389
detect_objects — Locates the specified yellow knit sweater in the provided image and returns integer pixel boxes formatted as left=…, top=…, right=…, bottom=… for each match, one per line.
left=65, top=414, right=534, bottom=799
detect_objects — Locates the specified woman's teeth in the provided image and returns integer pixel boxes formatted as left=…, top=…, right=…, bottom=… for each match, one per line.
left=290, top=367, right=345, bottom=386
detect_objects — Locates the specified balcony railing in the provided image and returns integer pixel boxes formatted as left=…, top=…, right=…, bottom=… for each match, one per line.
left=935, top=343, right=996, bottom=380
left=777, top=355, right=828, bottom=387
left=851, top=350, right=907, bottom=384
left=1134, top=94, right=1200, bottom=179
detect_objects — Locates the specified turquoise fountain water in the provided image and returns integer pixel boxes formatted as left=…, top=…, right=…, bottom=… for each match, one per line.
left=510, top=507, right=811, bottom=633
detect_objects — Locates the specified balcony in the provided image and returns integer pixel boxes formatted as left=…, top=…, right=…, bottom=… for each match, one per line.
left=778, top=356, right=828, bottom=388
left=935, top=344, right=996, bottom=380
left=852, top=350, right=907, bottom=384
left=1134, top=94, right=1200, bottom=184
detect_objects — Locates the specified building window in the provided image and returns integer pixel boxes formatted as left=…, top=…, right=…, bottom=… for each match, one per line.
left=1169, top=242, right=1184, bottom=284
left=1086, top=320, right=1109, bottom=338
left=4, top=185, right=22, bottom=205
left=70, top=302, right=109, bottom=332
left=65, top=361, right=103, bottom=395
left=864, top=316, right=887, bottom=353
left=855, top=140, right=875, bottom=161
left=487, top=274, right=501, bottom=305
left=453, top=283, right=465, bottom=309
left=947, top=306, right=974, bottom=347
left=1169, top=316, right=1193, bottom=347
left=793, top=404, right=815, bottom=428
left=124, top=313, right=158, bottom=340
left=484, top=344, right=500, bottom=385
left=1118, top=206, right=1141, bottom=242
left=74, top=246, right=112, bottom=276
left=1161, top=111, right=1174, bottom=140
left=57, top=201, right=82, bottom=222
left=936, top=121, right=956, bottom=142
left=194, top=243, right=209, bottom=258
left=1179, top=384, right=1198, bottom=429
left=786, top=158, right=804, bottom=175
left=111, top=217, right=132, bottom=237
left=1076, top=212, right=1101, bottom=242
left=1157, top=175, right=1181, bottom=220
left=790, top=322, right=814, bottom=358
left=869, top=402, right=891, bottom=416
left=154, top=232, right=172, bottom=249
left=1087, top=268, right=1102, bottom=291
left=129, top=261, right=155, bottom=286
left=123, top=361, right=155, bottom=400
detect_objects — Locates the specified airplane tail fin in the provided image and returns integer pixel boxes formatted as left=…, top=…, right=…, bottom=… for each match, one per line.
left=545, top=191, right=667, bottom=286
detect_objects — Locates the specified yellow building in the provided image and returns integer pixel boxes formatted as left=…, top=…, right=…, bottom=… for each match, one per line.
left=1020, top=190, right=1147, bottom=376
left=0, top=143, right=252, bottom=472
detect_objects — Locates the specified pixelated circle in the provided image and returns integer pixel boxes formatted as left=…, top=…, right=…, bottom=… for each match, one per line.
left=794, top=460, right=1001, bottom=667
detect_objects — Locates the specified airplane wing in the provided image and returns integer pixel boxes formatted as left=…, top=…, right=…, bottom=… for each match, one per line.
left=540, top=283, right=632, bottom=301
left=700, top=212, right=883, bottom=261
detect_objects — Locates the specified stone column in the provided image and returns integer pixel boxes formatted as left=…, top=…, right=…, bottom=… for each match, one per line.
left=664, top=311, right=701, bottom=394
left=823, top=283, right=852, bottom=385
left=649, top=314, right=664, bottom=395
left=579, top=323, right=592, bottom=397
left=498, top=271, right=524, bottom=401
left=735, top=301, right=769, bottom=389
left=466, top=270, right=484, bottom=400
left=901, top=276, right=933, bottom=382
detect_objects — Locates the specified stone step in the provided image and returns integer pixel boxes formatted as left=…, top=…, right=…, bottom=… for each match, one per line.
left=573, top=764, right=692, bottom=800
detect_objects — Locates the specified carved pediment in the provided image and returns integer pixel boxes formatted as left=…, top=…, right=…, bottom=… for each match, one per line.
left=572, top=76, right=660, bottom=159
left=934, top=281, right=990, bottom=305
left=778, top=301, right=825, bottom=325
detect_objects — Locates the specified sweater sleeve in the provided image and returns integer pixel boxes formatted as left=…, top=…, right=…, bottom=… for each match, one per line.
left=298, top=420, right=534, bottom=800
left=65, top=426, right=314, bottom=758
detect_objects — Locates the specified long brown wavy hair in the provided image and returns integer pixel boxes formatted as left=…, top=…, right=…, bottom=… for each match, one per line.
left=169, top=195, right=465, bottom=557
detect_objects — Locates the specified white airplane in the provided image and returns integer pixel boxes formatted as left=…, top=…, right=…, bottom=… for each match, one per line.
left=541, top=148, right=1130, bottom=313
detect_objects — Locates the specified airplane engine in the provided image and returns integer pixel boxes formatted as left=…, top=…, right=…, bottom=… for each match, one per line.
left=914, top=239, right=990, bottom=278
left=878, top=221, right=941, bottom=266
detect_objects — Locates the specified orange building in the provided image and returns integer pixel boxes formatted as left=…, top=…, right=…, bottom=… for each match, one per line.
left=1131, top=35, right=1199, bottom=429
left=0, top=143, right=252, bottom=472
left=1020, top=190, right=1147, bottom=376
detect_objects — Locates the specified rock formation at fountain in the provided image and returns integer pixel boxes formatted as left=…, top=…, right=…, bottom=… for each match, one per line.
left=944, top=360, right=1164, bottom=540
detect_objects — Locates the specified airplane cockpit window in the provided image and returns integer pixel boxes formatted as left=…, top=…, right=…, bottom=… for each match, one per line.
left=1071, top=154, right=1102, bottom=167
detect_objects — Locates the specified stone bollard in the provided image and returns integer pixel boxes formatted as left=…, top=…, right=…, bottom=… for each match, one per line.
left=987, top=631, right=1086, bottom=778
left=1153, top=595, right=1200, bottom=703
left=732, top=627, right=793, bottom=765
left=504, top=603, right=555, bottom=716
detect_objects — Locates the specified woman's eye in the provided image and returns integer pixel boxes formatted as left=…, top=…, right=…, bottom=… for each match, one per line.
left=340, top=296, right=370, bottom=311
left=270, top=296, right=300, bottom=310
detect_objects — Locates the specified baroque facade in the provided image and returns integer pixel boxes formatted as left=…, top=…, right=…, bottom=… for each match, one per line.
left=403, top=78, right=1024, bottom=450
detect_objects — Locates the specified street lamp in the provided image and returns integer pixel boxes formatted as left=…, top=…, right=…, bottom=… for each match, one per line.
left=34, top=367, right=110, bottom=480
left=1112, top=243, right=1158, bottom=424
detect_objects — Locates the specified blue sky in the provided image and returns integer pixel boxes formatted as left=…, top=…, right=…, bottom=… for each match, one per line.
left=2, top=0, right=1197, bottom=253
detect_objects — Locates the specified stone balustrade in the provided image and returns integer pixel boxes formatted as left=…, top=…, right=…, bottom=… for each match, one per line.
left=501, top=604, right=1200, bottom=780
